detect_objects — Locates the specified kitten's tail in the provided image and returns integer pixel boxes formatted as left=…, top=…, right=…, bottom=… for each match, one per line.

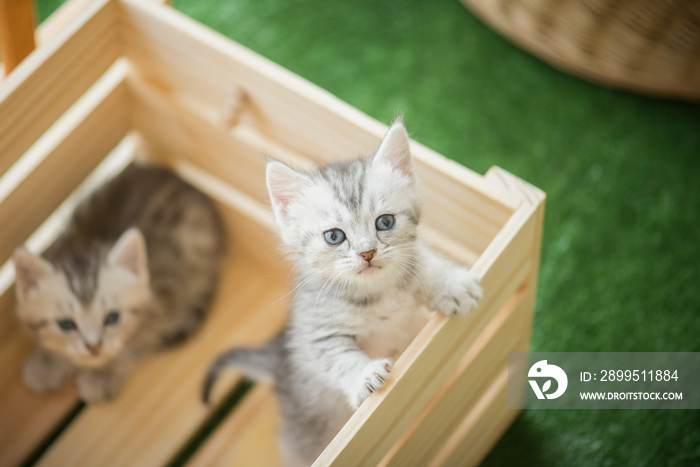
left=202, top=334, right=282, bottom=404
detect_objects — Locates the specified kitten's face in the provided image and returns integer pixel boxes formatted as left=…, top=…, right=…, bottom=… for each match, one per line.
left=267, top=122, right=421, bottom=287
left=13, top=229, right=151, bottom=367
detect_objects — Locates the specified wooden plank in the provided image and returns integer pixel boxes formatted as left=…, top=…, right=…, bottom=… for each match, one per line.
left=0, top=0, right=167, bottom=81
left=127, top=73, right=502, bottom=260
left=0, top=59, right=129, bottom=265
left=314, top=196, right=540, bottom=466
left=36, top=240, right=290, bottom=466
left=380, top=284, right=533, bottom=466
left=430, top=367, right=514, bottom=467
left=0, top=0, right=170, bottom=80
left=0, top=365, right=77, bottom=467
left=129, top=79, right=480, bottom=265
left=127, top=75, right=273, bottom=208
left=413, top=167, right=545, bottom=467
left=187, top=384, right=281, bottom=467
left=118, top=0, right=519, bottom=224
left=0, top=0, right=36, bottom=74
left=0, top=0, right=119, bottom=175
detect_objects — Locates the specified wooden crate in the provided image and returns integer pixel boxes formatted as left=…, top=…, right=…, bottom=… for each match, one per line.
left=0, top=0, right=545, bottom=465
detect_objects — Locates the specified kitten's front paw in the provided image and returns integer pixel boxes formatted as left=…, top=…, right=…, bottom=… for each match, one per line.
left=22, top=349, right=73, bottom=395
left=348, top=358, right=393, bottom=409
left=430, top=266, right=482, bottom=316
left=77, top=369, right=123, bottom=403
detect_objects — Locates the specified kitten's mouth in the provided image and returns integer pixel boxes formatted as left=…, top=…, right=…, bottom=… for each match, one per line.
left=358, top=264, right=381, bottom=274
left=75, top=354, right=110, bottom=367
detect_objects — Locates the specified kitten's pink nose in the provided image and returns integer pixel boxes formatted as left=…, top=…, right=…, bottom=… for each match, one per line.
left=359, top=249, right=376, bottom=262
left=86, top=343, right=101, bottom=355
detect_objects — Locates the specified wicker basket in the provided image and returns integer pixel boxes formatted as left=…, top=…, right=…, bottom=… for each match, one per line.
left=459, top=0, right=700, bottom=101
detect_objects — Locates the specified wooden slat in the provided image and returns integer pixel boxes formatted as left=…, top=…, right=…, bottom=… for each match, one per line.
left=0, top=59, right=129, bottom=264
left=396, top=167, right=545, bottom=466
left=36, top=229, right=290, bottom=466
left=0, top=0, right=36, bottom=74
left=430, top=369, right=515, bottom=467
left=127, top=75, right=273, bottom=209
left=129, top=76, right=483, bottom=264
left=187, top=384, right=281, bottom=467
left=0, top=0, right=119, bottom=175
left=380, top=284, right=532, bottom=466
left=0, top=0, right=172, bottom=81
left=118, top=0, right=519, bottom=230
left=127, top=74, right=495, bottom=259
left=422, top=166, right=545, bottom=466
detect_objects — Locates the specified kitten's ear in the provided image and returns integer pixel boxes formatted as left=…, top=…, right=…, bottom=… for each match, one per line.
left=373, top=120, right=413, bottom=178
left=266, top=159, right=306, bottom=219
left=107, top=228, right=148, bottom=280
left=13, top=248, right=54, bottom=298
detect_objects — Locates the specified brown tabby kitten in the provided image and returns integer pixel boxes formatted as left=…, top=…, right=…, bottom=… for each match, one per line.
left=12, top=164, right=225, bottom=402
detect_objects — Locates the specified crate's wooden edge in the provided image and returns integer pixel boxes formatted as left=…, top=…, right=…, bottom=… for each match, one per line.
left=0, top=0, right=114, bottom=99
left=0, top=0, right=36, bottom=74
left=380, top=281, right=533, bottom=466
left=126, top=73, right=490, bottom=262
left=0, top=0, right=120, bottom=176
left=380, top=279, right=531, bottom=466
left=0, top=0, right=172, bottom=81
left=485, top=166, right=545, bottom=207
left=0, top=59, right=130, bottom=264
left=429, top=366, right=514, bottom=467
left=118, top=0, right=522, bottom=215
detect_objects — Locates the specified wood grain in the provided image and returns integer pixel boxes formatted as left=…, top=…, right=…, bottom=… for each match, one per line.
left=0, top=0, right=36, bottom=73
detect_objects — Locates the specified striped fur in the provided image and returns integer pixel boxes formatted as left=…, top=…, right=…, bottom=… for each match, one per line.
left=13, top=164, right=225, bottom=402
left=204, top=121, right=482, bottom=466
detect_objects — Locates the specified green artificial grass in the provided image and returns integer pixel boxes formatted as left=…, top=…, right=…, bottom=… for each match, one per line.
left=34, top=0, right=700, bottom=465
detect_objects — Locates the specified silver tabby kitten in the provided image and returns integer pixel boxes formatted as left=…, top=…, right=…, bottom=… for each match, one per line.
left=13, top=164, right=224, bottom=402
left=204, top=121, right=482, bottom=466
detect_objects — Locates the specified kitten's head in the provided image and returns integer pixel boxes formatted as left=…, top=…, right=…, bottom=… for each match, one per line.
left=266, top=121, right=421, bottom=288
left=12, top=228, right=151, bottom=367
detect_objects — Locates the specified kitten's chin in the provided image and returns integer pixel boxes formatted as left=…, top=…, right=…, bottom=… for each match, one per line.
left=357, top=265, right=381, bottom=275
left=70, top=351, right=119, bottom=368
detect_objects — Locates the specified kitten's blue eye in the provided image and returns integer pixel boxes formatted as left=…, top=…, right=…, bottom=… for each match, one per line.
left=376, top=214, right=395, bottom=231
left=57, top=318, right=77, bottom=332
left=324, top=229, right=346, bottom=246
left=104, top=310, right=120, bottom=326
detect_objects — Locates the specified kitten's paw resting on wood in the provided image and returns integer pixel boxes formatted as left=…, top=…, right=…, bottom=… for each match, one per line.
left=349, top=358, right=393, bottom=409
left=429, top=266, right=483, bottom=316
left=22, top=349, right=73, bottom=395
left=77, top=368, right=124, bottom=403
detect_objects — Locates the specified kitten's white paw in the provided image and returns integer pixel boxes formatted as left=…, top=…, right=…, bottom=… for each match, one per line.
left=77, top=369, right=123, bottom=403
left=430, top=266, right=482, bottom=316
left=22, top=349, right=73, bottom=395
left=349, top=358, right=393, bottom=409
